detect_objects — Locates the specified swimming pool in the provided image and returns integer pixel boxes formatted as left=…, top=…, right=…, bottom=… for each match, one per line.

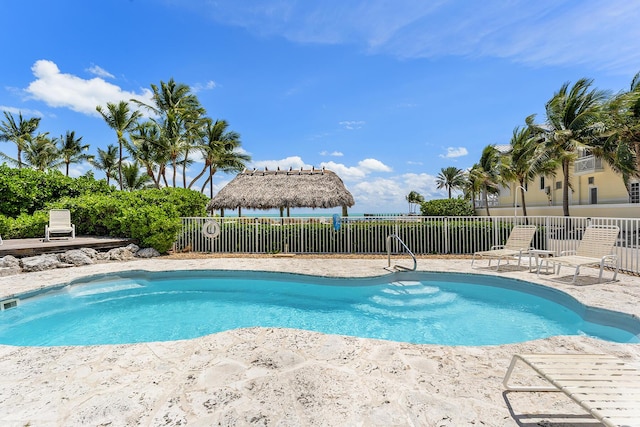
left=0, top=270, right=638, bottom=346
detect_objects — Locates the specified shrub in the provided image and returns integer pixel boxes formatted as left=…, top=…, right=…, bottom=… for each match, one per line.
left=46, top=187, right=208, bottom=253
left=0, top=211, right=48, bottom=239
left=0, top=165, right=112, bottom=217
left=420, top=198, right=475, bottom=216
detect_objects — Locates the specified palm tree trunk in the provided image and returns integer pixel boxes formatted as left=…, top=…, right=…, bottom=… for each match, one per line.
left=562, top=160, right=570, bottom=217
left=189, top=164, right=208, bottom=189
left=200, top=175, right=210, bottom=194
left=118, top=140, right=124, bottom=190
left=209, top=165, right=214, bottom=197
left=172, top=159, right=177, bottom=187
left=483, top=190, right=490, bottom=216
left=519, top=180, right=528, bottom=217
left=182, top=152, right=188, bottom=188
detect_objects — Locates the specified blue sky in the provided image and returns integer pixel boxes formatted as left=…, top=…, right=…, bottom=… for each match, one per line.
left=1, top=0, right=640, bottom=214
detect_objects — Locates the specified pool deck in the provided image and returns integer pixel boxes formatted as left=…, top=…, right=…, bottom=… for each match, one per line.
left=0, top=256, right=639, bottom=426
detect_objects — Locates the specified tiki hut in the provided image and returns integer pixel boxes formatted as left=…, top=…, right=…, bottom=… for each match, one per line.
left=206, top=167, right=355, bottom=217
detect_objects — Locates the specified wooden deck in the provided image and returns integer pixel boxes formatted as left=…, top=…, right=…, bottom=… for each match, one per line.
left=0, top=236, right=136, bottom=257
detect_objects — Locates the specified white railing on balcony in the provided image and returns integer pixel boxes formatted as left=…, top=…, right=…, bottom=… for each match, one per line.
left=176, top=215, right=640, bottom=275
left=574, top=155, right=603, bottom=174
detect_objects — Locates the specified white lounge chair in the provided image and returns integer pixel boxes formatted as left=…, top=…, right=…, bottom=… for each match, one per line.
left=44, top=209, right=75, bottom=242
left=541, top=225, right=619, bottom=284
left=504, top=353, right=640, bottom=427
left=471, top=225, right=537, bottom=271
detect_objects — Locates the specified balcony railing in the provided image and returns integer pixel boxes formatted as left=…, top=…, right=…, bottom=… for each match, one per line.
left=574, top=155, right=603, bottom=174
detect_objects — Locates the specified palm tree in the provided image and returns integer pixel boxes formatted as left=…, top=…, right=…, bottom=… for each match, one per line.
left=462, top=169, right=481, bottom=211
left=0, top=112, right=41, bottom=169
left=538, top=78, right=608, bottom=216
left=57, top=130, right=93, bottom=176
left=188, top=119, right=250, bottom=195
left=436, top=166, right=465, bottom=199
left=599, top=71, right=640, bottom=190
left=22, top=133, right=59, bottom=171
left=134, top=78, right=205, bottom=188
left=128, top=121, right=166, bottom=188
left=118, top=161, right=153, bottom=191
left=96, top=101, right=142, bottom=190
left=473, top=145, right=501, bottom=216
left=405, top=191, right=424, bottom=214
left=91, top=144, right=119, bottom=185
left=498, top=115, right=559, bottom=216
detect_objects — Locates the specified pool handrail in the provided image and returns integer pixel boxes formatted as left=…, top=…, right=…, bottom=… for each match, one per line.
left=386, top=234, right=417, bottom=271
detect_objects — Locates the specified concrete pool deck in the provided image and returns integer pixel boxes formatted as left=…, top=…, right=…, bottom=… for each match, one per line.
left=0, top=256, right=639, bottom=426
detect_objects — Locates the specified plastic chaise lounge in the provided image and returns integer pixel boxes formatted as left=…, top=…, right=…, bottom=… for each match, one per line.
left=541, top=225, right=620, bottom=284
left=471, top=225, right=537, bottom=271
left=44, top=209, right=76, bottom=242
left=504, top=353, right=640, bottom=427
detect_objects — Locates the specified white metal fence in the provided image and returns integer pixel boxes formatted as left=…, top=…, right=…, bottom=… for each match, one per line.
left=176, top=216, right=640, bottom=275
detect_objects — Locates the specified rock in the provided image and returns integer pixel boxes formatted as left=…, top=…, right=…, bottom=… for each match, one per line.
left=80, top=247, right=99, bottom=259
left=59, top=249, right=94, bottom=266
left=107, top=247, right=135, bottom=261
left=135, top=247, right=161, bottom=258
left=96, top=251, right=111, bottom=261
left=125, top=243, right=140, bottom=253
left=20, top=254, right=61, bottom=272
left=0, top=255, right=20, bottom=268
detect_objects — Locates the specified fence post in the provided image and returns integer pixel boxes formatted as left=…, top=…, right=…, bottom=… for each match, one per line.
left=444, top=217, right=449, bottom=254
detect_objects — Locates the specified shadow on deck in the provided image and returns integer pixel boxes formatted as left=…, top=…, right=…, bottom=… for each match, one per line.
left=0, top=236, right=136, bottom=257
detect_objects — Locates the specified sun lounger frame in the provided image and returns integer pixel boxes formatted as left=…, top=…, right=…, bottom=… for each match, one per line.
left=541, top=225, right=620, bottom=284
left=471, top=225, right=537, bottom=271
left=503, top=353, right=640, bottom=427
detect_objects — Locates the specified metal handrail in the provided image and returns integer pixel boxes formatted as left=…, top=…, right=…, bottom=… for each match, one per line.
left=385, top=234, right=417, bottom=271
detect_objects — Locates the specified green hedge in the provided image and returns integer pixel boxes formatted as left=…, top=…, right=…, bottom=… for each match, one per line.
left=0, top=186, right=209, bottom=253
left=0, top=165, right=113, bottom=217
left=420, top=198, right=475, bottom=216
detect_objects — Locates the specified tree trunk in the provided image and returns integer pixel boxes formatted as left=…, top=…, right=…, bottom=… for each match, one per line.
left=118, top=140, right=123, bottom=190
left=483, top=190, right=490, bottom=216
left=189, top=164, right=208, bottom=189
left=562, top=160, right=570, bottom=217
left=519, top=180, right=528, bottom=217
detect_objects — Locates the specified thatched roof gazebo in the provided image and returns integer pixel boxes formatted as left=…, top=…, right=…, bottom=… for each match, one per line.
left=206, top=167, right=355, bottom=217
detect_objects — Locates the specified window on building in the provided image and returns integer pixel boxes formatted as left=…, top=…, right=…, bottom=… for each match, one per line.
left=590, top=187, right=598, bottom=204
left=555, top=181, right=562, bottom=190
left=631, top=182, right=640, bottom=203
left=588, top=176, right=594, bottom=185
left=540, top=176, right=545, bottom=190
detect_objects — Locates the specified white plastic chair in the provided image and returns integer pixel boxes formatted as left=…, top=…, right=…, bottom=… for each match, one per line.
left=44, top=209, right=76, bottom=242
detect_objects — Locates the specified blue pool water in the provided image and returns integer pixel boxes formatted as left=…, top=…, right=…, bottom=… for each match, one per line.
left=0, top=270, right=638, bottom=346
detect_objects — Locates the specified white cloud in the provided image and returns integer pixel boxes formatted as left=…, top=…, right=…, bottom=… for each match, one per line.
left=319, top=161, right=367, bottom=180
left=202, top=1, right=640, bottom=74
left=251, top=156, right=312, bottom=171
left=319, top=150, right=343, bottom=157
left=192, top=80, right=217, bottom=93
left=358, top=158, right=392, bottom=172
left=339, top=120, right=365, bottom=130
left=86, top=65, right=114, bottom=79
left=0, top=106, right=45, bottom=117
left=440, top=147, right=468, bottom=158
left=352, top=178, right=405, bottom=209
left=24, top=60, right=154, bottom=116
